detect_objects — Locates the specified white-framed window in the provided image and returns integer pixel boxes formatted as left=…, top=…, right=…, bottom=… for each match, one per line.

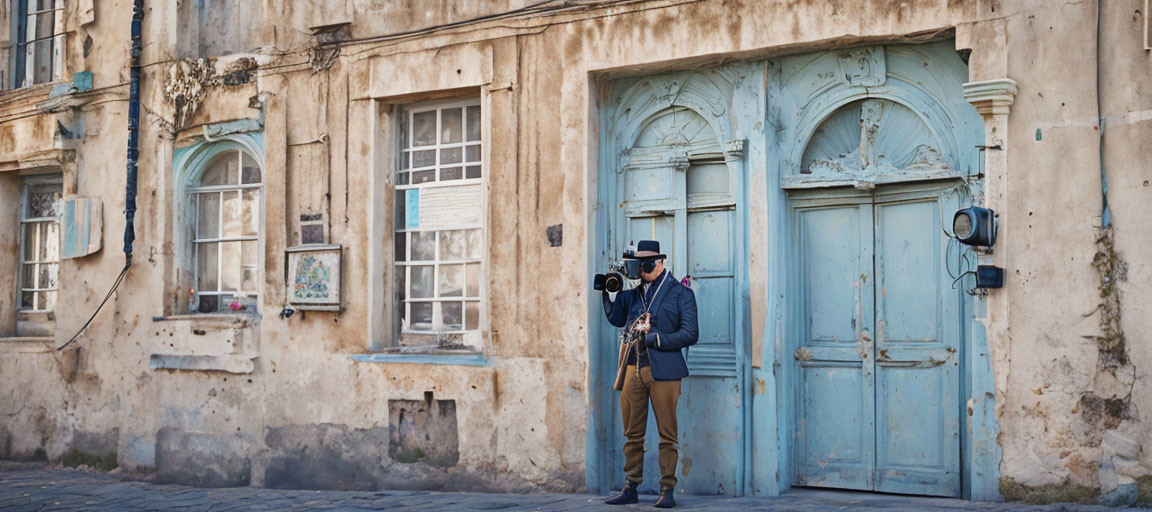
left=189, top=150, right=262, bottom=313
left=9, top=0, right=62, bottom=89
left=17, top=174, right=61, bottom=312
left=394, top=98, right=484, bottom=343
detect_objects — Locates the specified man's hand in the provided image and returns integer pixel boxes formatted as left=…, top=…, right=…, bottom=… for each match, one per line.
left=644, top=332, right=659, bottom=348
left=634, top=312, right=651, bottom=333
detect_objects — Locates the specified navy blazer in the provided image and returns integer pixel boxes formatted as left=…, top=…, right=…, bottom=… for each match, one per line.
left=604, top=272, right=699, bottom=381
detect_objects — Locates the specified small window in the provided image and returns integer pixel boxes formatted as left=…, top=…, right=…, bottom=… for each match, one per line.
left=18, top=175, right=61, bottom=312
left=393, top=99, right=484, bottom=347
left=10, top=0, right=61, bottom=89
left=190, top=150, right=262, bottom=313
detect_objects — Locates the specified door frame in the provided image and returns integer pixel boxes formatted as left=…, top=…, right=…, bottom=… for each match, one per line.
left=586, top=69, right=753, bottom=495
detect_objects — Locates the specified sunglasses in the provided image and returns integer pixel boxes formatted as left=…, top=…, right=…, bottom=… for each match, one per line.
left=640, top=259, right=660, bottom=273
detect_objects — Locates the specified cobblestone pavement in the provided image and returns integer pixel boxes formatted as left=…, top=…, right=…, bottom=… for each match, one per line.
left=0, top=462, right=1140, bottom=511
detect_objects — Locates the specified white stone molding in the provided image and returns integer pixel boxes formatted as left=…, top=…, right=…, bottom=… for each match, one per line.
left=962, top=78, right=1018, bottom=117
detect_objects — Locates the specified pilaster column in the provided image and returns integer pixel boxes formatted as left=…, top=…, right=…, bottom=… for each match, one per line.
left=962, top=78, right=1017, bottom=503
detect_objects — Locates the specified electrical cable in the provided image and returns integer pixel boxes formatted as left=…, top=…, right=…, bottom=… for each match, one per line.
left=56, top=263, right=129, bottom=351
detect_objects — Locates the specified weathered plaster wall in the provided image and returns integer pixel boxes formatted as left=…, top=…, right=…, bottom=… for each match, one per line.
left=0, top=0, right=1150, bottom=502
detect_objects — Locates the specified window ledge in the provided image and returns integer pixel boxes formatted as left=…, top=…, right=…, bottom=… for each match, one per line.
left=0, top=337, right=55, bottom=353
left=349, top=352, right=489, bottom=367
left=150, top=353, right=256, bottom=374
left=151, top=313, right=257, bottom=329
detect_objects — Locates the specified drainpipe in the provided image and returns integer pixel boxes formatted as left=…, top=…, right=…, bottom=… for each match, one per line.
left=1096, top=0, right=1111, bottom=227
left=124, top=0, right=144, bottom=265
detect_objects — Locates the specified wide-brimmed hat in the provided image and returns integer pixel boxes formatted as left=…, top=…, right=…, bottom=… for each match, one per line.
left=634, top=240, right=666, bottom=259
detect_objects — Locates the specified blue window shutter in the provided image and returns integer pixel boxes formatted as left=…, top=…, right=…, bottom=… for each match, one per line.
left=59, top=197, right=103, bottom=259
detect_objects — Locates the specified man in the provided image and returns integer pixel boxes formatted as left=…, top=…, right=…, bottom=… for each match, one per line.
left=601, top=240, right=698, bottom=508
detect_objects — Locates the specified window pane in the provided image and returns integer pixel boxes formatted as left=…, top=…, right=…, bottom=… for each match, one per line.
left=395, top=267, right=406, bottom=302
left=466, top=229, right=482, bottom=259
left=220, top=241, right=242, bottom=292
left=412, top=111, right=436, bottom=147
left=396, top=172, right=410, bottom=185
left=465, top=302, right=479, bottom=330
left=41, top=221, right=59, bottom=262
left=394, top=190, right=406, bottom=231
left=20, top=292, right=34, bottom=309
left=465, top=145, right=481, bottom=163
left=38, top=263, right=58, bottom=290
left=409, top=302, right=433, bottom=331
left=412, top=149, right=436, bottom=168
left=465, top=165, right=482, bottom=179
left=409, top=265, right=434, bottom=298
left=197, top=242, right=219, bottom=291
left=399, top=150, right=410, bottom=170
left=466, top=262, right=480, bottom=298
left=22, top=224, right=38, bottom=261
left=221, top=191, right=242, bottom=237
left=197, top=193, right=221, bottom=239
left=440, top=230, right=467, bottom=260
left=442, top=301, right=463, bottom=330
left=440, top=147, right=462, bottom=165
left=242, top=189, right=260, bottom=237
left=201, top=153, right=238, bottom=186
left=441, top=108, right=463, bottom=144
left=399, top=115, right=408, bottom=151
left=441, top=167, right=462, bottom=181
left=466, top=105, right=481, bottom=142
left=20, top=264, right=35, bottom=289
left=241, top=153, right=262, bottom=184
left=241, top=241, right=258, bottom=292
left=439, top=264, right=464, bottom=297
left=26, top=183, right=61, bottom=218
left=411, top=232, right=436, bottom=261
left=412, top=170, right=436, bottom=184
left=394, top=233, right=407, bottom=262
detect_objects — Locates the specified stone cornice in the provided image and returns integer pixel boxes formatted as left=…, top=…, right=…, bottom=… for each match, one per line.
left=963, top=78, right=1018, bottom=117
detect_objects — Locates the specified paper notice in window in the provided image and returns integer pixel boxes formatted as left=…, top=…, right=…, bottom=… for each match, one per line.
left=417, top=184, right=482, bottom=230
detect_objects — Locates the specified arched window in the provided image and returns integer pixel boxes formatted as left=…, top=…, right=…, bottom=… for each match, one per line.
left=188, top=149, right=262, bottom=312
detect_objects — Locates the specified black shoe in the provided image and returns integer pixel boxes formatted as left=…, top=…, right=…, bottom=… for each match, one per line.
left=654, top=487, right=676, bottom=508
left=604, top=481, right=639, bottom=505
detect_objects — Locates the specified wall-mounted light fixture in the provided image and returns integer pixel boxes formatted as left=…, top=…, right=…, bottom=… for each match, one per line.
left=953, top=206, right=997, bottom=248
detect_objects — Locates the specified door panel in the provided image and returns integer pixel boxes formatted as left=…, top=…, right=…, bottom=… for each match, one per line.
left=678, top=378, right=742, bottom=495
left=793, top=204, right=875, bottom=491
left=873, top=195, right=961, bottom=497
left=874, top=200, right=940, bottom=343
left=801, top=207, right=866, bottom=345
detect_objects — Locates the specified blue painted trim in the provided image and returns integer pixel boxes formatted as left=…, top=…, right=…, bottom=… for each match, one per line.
left=348, top=353, right=491, bottom=367
left=200, top=118, right=264, bottom=139
left=173, top=132, right=266, bottom=189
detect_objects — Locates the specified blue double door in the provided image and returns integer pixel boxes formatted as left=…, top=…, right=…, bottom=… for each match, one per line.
left=790, top=183, right=963, bottom=498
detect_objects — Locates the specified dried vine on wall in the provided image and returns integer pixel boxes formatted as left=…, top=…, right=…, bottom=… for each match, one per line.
left=1088, top=226, right=1128, bottom=368
left=163, top=57, right=258, bottom=130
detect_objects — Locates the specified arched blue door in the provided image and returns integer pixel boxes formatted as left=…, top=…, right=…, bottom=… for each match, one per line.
left=771, top=42, right=984, bottom=498
left=596, top=74, right=748, bottom=496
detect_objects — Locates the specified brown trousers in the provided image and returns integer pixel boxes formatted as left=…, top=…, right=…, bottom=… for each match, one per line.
left=620, top=364, right=681, bottom=490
